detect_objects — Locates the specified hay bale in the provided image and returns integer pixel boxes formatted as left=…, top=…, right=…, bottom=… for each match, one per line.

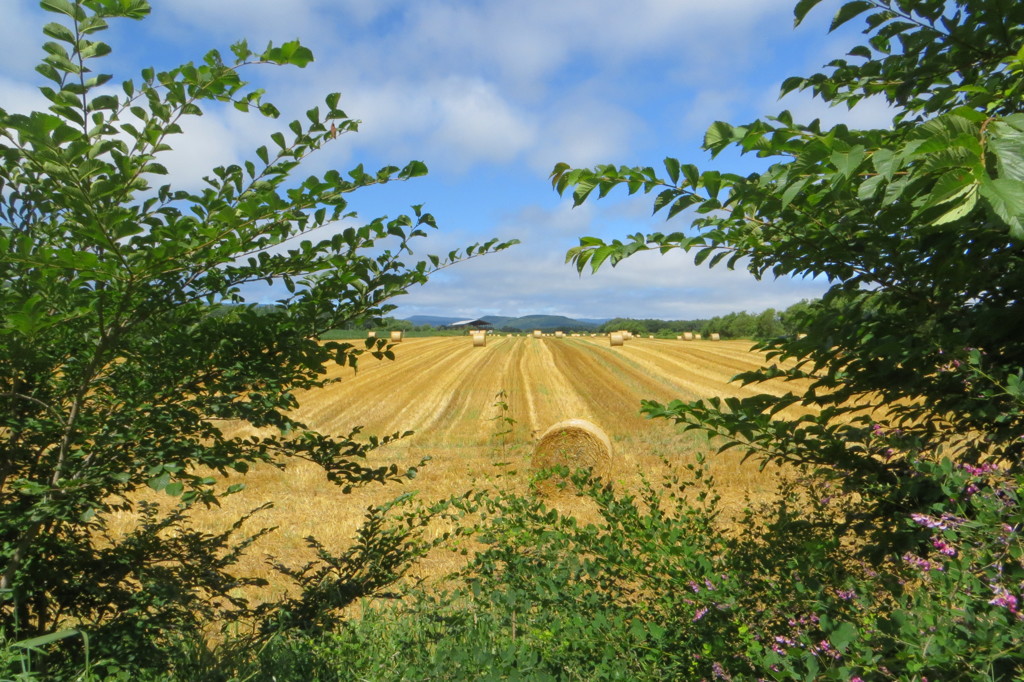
left=367, top=331, right=376, bottom=338
left=621, top=331, right=633, bottom=340
left=610, top=333, right=624, bottom=346
left=710, top=332, right=721, bottom=341
left=694, top=333, right=703, bottom=340
left=683, top=332, right=693, bottom=340
left=390, top=330, right=404, bottom=342
left=533, top=330, right=542, bottom=339
left=532, top=418, right=611, bottom=493
left=648, top=334, right=654, bottom=339
left=473, top=334, right=486, bottom=347
left=555, top=331, right=565, bottom=338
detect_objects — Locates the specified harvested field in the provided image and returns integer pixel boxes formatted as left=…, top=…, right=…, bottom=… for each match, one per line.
left=109, top=336, right=808, bottom=596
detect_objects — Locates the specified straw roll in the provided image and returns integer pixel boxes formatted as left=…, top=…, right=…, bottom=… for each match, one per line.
left=532, top=418, right=612, bottom=494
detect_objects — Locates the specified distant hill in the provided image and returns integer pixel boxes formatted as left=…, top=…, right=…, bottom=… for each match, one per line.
left=404, top=314, right=607, bottom=330
left=493, top=315, right=599, bottom=331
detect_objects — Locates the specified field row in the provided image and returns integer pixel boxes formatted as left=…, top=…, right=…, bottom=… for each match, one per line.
left=122, top=336, right=805, bottom=591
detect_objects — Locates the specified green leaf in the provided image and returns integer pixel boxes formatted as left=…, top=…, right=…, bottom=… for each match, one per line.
left=794, top=0, right=825, bottom=26
left=830, top=1, right=873, bottom=32
left=980, top=176, right=1024, bottom=239
left=13, top=629, right=82, bottom=651
left=989, top=119, right=1024, bottom=182
left=147, top=471, right=170, bottom=492
left=703, top=121, right=735, bottom=153
left=664, top=157, right=680, bottom=184
left=831, top=144, right=865, bottom=178
left=164, top=481, right=184, bottom=497
left=39, top=0, right=84, bottom=20
left=829, top=622, right=858, bottom=652
left=42, top=21, right=76, bottom=43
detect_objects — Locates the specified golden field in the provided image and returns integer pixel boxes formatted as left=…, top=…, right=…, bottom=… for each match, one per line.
left=112, top=334, right=808, bottom=598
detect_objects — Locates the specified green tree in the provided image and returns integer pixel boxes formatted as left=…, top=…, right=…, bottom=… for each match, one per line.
left=553, top=0, right=1024, bottom=514
left=0, top=0, right=513, bottom=671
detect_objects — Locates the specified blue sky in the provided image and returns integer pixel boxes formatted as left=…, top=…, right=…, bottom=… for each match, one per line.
left=1, top=1, right=895, bottom=321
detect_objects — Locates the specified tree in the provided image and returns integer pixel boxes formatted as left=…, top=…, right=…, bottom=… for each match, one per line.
left=553, top=0, right=1024, bottom=510
left=0, top=0, right=514, bottom=670
left=548, top=1, right=1024, bottom=675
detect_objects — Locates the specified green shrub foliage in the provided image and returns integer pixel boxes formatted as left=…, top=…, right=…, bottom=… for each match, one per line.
left=554, top=0, right=1024, bottom=534
left=0, top=0, right=513, bottom=673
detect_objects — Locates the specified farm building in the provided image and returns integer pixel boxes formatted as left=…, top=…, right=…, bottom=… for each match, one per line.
left=444, top=319, right=493, bottom=331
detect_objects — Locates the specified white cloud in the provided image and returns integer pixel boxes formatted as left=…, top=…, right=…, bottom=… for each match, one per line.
left=0, top=5, right=44, bottom=78
left=0, top=76, right=50, bottom=117
left=774, top=88, right=898, bottom=130
left=394, top=201, right=829, bottom=320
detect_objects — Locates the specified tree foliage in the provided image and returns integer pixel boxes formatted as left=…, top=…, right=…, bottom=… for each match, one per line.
left=552, top=0, right=1024, bottom=507
left=0, top=0, right=514, bottom=671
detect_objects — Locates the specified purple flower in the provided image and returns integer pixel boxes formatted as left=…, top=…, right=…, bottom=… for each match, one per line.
left=711, top=661, right=732, bottom=680
left=903, top=553, right=943, bottom=572
left=911, top=513, right=944, bottom=529
left=688, top=580, right=700, bottom=593
left=960, top=462, right=999, bottom=476
left=704, top=578, right=716, bottom=591
left=693, top=606, right=709, bottom=622
left=931, top=539, right=957, bottom=557
left=989, top=587, right=1019, bottom=613
left=836, top=589, right=856, bottom=601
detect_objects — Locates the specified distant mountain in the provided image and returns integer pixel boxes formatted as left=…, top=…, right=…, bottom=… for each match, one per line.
left=498, top=315, right=598, bottom=330
left=404, top=314, right=608, bottom=330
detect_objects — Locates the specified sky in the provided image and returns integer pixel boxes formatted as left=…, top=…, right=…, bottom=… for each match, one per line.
left=0, top=1, right=896, bottom=321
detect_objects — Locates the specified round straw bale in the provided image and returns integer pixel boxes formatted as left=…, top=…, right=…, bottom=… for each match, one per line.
left=683, top=332, right=694, bottom=340
left=367, top=331, right=376, bottom=338
left=610, top=333, right=624, bottom=346
left=555, top=331, right=565, bottom=338
left=694, top=333, right=703, bottom=340
left=710, top=332, right=721, bottom=341
left=390, top=330, right=404, bottom=342
left=532, top=418, right=612, bottom=493
left=473, top=334, right=486, bottom=347
left=533, top=330, right=542, bottom=339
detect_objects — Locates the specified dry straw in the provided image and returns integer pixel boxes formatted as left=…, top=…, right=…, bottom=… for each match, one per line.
left=367, top=331, right=376, bottom=338
left=683, top=332, right=694, bottom=340
left=555, top=331, right=565, bottom=338
left=532, top=418, right=612, bottom=494
left=610, top=333, right=624, bottom=346
left=390, top=330, right=404, bottom=342
left=710, top=332, right=721, bottom=341
left=473, top=335, right=486, bottom=347
left=694, top=333, right=703, bottom=340
left=533, top=330, right=542, bottom=339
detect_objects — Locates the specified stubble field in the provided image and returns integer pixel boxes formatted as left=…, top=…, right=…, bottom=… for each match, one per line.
left=123, top=335, right=809, bottom=596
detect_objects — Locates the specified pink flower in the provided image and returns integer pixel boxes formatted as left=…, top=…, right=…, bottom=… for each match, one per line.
left=989, top=587, right=1019, bottom=613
